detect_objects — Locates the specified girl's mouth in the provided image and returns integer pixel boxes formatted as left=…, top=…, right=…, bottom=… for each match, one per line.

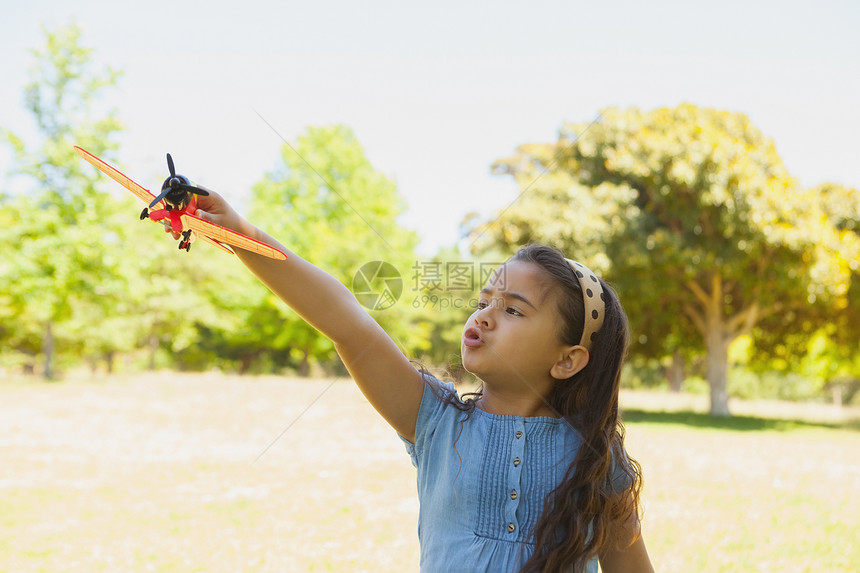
left=463, top=327, right=484, bottom=348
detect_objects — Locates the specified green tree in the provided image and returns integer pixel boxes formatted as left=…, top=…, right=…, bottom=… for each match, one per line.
left=751, top=182, right=860, bottom=403
left=242, top=125, right=422, bottom=374
left=120, top=226, right=242, bottom=372
left=1, top=23, right=126, bottom=377
left=483, top=104, right=846, bottom=416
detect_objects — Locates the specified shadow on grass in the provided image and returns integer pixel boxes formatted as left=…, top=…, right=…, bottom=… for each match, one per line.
left=620, top=409, right=860, bottom=433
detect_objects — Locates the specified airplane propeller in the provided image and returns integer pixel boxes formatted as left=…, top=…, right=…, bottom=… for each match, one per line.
left=148, top=153, right=209, bottom=209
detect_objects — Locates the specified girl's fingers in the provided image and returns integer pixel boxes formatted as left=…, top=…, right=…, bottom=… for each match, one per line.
left=163, top=221, right=180, bottom=239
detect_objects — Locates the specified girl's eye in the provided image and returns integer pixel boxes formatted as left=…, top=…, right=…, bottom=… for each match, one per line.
left=474, top=301, right=522, bottom=316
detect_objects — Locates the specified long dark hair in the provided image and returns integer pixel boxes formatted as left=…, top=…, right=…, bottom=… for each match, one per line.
left=430, top=244, right=643, bottom=571
left=508, top=244, right=642, bottom=571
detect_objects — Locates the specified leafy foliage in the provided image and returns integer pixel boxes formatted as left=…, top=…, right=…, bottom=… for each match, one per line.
left=1, top=23, right=126, bottom=377
left=481, top=104, right=856, bottom=414
left=0, top=24, right=257, bottom=376
left=226, top=125, right=423, bottom=374
left=2, top=25, right=855, bottom=407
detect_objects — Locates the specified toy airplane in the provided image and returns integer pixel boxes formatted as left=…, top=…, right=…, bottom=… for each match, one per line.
left=74, top=146, right=287, bottom=260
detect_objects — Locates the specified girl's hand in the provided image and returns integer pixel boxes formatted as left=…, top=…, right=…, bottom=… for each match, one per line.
left=162, top=221, right=181, bottom=239
left=161, top=186, right=245, bottom=240
left=192, top=186, right=243, bottom=232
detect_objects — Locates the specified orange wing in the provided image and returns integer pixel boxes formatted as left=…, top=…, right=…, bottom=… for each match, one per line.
left=182, top=213, right=287, bottom=260
left=197, top=233, right=236, bottom=255
left=74, top=146, right=162, bottom=208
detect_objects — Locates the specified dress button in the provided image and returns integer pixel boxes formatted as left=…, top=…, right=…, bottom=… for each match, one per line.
left=507, top=523, right=516, bottom=533
left=515, top=431, right=523, bottom=439
left=513, top=457, right=521, bottom=467
left=510, top=489, right=518, bottom=500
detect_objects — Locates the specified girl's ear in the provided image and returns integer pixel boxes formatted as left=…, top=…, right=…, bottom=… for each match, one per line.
left=550, top=346, right=589, bottom=380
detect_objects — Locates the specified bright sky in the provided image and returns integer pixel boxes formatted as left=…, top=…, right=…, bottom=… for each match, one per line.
left=2, top=0, right=858, bottom=255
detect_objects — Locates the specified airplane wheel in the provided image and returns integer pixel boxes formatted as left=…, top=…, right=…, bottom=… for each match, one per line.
left=140, top=208, right=149, bottom=220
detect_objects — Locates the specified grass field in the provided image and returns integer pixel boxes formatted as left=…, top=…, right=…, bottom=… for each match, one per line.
left=1, top=373, right=858, bottom=572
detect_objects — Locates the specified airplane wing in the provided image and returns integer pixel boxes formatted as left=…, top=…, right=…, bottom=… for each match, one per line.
left=197, top=233, right=236, bottom=255
left=182, top=213, right=287, bottom=260
left=74, top=146, right=162, bottom=208
left=75, top=145, right=287, bottom=261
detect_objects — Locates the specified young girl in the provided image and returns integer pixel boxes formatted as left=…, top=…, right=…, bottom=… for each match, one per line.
left=186, top=189, right=654, bottom=572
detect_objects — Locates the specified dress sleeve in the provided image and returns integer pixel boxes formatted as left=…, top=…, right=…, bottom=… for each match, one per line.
left=608, top=444, right=635, bottom=494
left=398, top=375, right=457, bottom=467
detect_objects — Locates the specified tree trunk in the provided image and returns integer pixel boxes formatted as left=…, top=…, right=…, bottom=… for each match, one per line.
left=299, top=346, right=310, bottom=377
left=831, top=384, right=843, bottom=408
left=43, top=321, right=54, bottom=380
left=239, top=353, right=256, bottom=375
left=685, top=271, right=772, bottom=415
left=705, top=326, right=731, bottom=416
left=667, top=350, right=684, bottom=393
left=685, top=274, right=748, bottom=417
left=148, top=335, right=158, bottom=371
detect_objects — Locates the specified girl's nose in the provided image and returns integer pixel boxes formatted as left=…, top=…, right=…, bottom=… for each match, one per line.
left=474, top=307, right=494, bottom=329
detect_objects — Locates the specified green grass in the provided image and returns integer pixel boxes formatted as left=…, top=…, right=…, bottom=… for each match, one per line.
left=621, top=408, right=858, bottom=433
left=0, top=373, right=857, bottom=572
left=619, top=393, right=860, bottom=573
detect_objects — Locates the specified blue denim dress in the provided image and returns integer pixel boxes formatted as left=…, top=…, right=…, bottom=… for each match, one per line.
left=401, top=378, right=602, bottom=573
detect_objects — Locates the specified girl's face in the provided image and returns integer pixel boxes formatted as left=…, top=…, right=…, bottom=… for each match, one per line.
left=462, top=260, right=577, bottom=390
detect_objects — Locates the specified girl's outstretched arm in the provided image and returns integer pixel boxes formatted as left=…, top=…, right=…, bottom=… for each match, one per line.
left=193, top=189, right=425, bottom=441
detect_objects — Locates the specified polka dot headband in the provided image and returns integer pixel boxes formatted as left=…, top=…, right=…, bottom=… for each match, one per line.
left=565, top=259, right=605, bottom=349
